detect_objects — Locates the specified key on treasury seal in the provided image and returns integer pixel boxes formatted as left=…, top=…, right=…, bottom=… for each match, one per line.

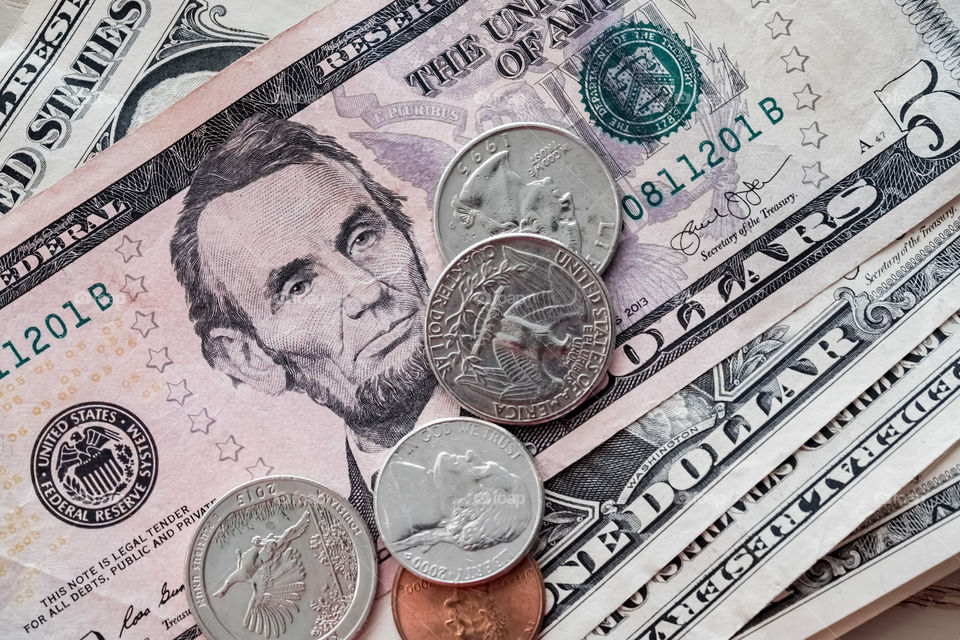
left=374, top=418, right=543, bottom=585
left=425, top=233, right=615, bottom=425
left=185, top=476, right=376, bottom=640
left=391, top=554, right=545, bottom=640
left=434, top=122, right=621, bottom=273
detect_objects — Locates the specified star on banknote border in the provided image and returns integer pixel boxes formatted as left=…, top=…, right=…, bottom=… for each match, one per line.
left=794, top=84, right=822, bottom=111
left=781, top=47, right=808, bottom=73
left=800, top=121, right=827, bottom=149
left=802, top=162, right=829, bottom=188
left=166, top=379, right=193, bottom=406
left=146, top=347, right=173, bottom=373
left=120, top=274, right=147, bottom=302
left=131, top=311, right=158, bottom=337
left=246, top=457, right=274, bottom=478
left=216, top=435, right=243, bottom=462
left=188, top=408, right=216, bottom=435
left=765, top=12, right=793, bottom=39
left=115, top=235, right=143, bottom=262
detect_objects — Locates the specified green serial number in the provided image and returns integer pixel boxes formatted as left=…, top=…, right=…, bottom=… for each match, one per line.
left=0, top=284, right=114, bottom=379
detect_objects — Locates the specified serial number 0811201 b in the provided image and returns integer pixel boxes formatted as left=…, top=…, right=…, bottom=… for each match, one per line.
left=0, top=283, right=115, bottom=380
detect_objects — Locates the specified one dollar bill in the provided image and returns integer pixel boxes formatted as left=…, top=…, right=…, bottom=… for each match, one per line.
left=737, top=437, right=960, bottom=639
left=0, top=0, right=331, bottom=215
left=592, top=308, right=960, bottom=640
left=537, top=199, right=960, bottom=638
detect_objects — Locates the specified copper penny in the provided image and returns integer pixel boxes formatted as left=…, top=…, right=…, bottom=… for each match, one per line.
left=391, top=554, right=544, bottom=640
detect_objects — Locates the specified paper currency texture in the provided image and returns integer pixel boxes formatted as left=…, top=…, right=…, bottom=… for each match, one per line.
left=536, top=200, right=960, bottom=639
left=0, top=1, right=27, bottom=46
left=832, top=569, right=960, bottom=640
left=0, top=0, right=332, bottom=215
left=738, top=438, right=960, bottom=640
left=596, top=310, right=960, bottom=640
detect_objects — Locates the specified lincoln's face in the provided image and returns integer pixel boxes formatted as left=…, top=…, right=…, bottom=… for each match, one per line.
left=196, top=161, right=428, bottom=419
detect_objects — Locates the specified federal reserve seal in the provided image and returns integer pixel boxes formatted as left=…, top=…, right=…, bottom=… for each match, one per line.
left=580, top=22, right=701, bottom=143
left=31, top=402, right=157, bottom=528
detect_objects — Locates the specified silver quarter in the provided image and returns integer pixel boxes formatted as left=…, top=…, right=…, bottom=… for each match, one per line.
left=185, top=476, right=376, bottom=640
left=374, top=417, right=543, bottom=585
left=425, top=233, right=614, bottom=425
left=434, top=122, right=621, bottom=273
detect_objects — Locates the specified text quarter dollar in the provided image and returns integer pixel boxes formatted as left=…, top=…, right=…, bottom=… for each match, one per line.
left=425, top=234, right=615, bottom=425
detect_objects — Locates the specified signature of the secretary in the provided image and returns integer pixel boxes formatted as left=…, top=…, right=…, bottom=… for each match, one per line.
left=159, top=581, right=185, bottom=606
left=670, top=155, right=793, bottom=256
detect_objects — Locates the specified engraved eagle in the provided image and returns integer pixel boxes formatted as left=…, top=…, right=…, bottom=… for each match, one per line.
left=213, top=512, right=310, bottom=638
left=56, top=426, right=124, bottom=481
left=462, top=246, right=586, bottom=401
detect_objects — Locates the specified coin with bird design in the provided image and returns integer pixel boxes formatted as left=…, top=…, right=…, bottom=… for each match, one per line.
left=185, top=476, right=376, bottom=640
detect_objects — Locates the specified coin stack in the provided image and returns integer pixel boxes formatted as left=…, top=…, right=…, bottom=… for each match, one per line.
left=426, top=123, right=619, bottom=428
left=183, top=123, right=620, bottom=640
left=378, top=418, right=546, bottom=639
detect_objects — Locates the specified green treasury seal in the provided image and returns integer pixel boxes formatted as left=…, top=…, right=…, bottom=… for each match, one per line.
left=580, top=22, right=701, bottom=143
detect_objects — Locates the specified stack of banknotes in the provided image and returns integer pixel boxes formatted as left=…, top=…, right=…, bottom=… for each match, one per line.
left=2, top=0, right=960, bottom=638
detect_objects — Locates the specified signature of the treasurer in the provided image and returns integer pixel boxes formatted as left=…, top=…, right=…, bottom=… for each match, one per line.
left=670, top=155, right=793, bottom=256
left=120, top=604, right=149, bottom=637
left=118, top=580, right=185, bottom=636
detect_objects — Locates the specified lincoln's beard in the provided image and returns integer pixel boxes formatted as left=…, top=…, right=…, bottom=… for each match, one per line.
left=283, top=343, right=436, bottom=449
